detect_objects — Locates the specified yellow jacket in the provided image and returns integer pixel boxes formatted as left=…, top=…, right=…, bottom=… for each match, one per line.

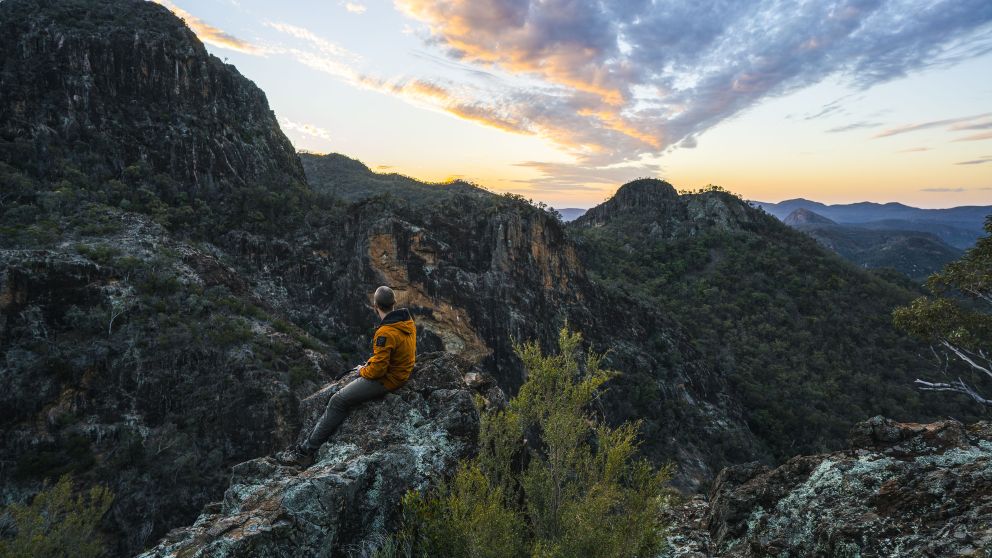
left=359, top=308, right=417, bottom=390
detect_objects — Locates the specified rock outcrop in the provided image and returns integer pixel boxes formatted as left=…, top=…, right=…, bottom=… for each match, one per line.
left=782, top=208, right=837, bottom=226
left=574, top=180, right=758, bottom=236
left=138, top=353, right=500, bottom=558
left=662, top=416, right=992, bottom=557
left=0, top=0, right=304, bottom=193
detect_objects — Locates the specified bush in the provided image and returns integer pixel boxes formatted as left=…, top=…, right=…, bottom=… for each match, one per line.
left=0, top=475, right=113, bottom=558
left=389, top=327, right=674, bottom=557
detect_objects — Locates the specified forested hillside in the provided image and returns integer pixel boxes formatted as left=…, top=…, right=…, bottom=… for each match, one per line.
left=570, top=180, right=981, bottom=460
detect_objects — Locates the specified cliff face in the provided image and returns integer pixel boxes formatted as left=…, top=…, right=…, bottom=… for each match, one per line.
left=0, top=0, right=304, bottom=193
left=663, top=416, right=992, bottom=557
left=0, top=1, right=328, bottom=554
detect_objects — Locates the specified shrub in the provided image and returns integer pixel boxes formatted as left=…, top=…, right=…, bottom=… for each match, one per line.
left=0, top=475, right=113, bottom=558
left=391, top=327, right=673, bottom=557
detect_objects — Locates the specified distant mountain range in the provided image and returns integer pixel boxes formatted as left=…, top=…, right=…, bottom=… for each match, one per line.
left=782, top=208, right=963, bottom=280
left=556, top=208, right=588, bottom=221
left=755, top=198, right=991, bottom=249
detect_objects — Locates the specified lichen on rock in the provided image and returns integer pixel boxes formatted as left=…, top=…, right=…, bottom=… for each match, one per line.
left=662, top=416, right=992, bottom=557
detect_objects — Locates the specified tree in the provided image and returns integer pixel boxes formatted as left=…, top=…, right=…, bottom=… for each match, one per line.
left=390, top=327, right=674, bottom=558
left=0, top=475, right=113, bottom=558
left=894, top=216, right=992, bottom=406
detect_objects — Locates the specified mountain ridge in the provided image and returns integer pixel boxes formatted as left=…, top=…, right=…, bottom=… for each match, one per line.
left=755, top=198, right=990, bottom=249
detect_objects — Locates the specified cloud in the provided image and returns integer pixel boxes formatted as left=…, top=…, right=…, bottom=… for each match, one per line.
left=395, top=0, right=992, bottom=164
left=949, top=117, right=992, bottom=130
left=953, top=131, right=992, bottom=141
left=920, top=186, right=992, bottom=191
left=152, top=0, right=263, bottom=54
left=410, top=50, right=502, bottom=81
left=512, top=160, right=664, bottom=191
left=344, top=2, right=367, bottom=14
left=279, top=117, right=332, bottom=141
left=264, top=22, right=356, bottom=59
left=898, top=147, right=931, bottom=152
left=955, top=155, right=992, bottom=165
left=263, top=22, right=537, bottom=138
left=873, top=113, right=992, bottom=138
left=826, top=121, right=882, bottom=133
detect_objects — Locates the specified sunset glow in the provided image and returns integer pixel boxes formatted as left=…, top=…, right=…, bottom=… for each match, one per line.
left=155, top=0, right=991, bottom=209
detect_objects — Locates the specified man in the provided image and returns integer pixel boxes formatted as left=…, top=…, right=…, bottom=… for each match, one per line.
left=278, top=285, right=416, bottom=466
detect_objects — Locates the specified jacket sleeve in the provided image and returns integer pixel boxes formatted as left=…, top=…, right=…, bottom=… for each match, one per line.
left=359, top=331, right=394, bottom=380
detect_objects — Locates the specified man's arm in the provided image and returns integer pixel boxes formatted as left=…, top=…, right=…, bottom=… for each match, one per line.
left=359, top=333, right=393, bottom=380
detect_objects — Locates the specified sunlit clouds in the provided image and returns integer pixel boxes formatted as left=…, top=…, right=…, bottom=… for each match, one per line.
left=150, top=0, right=992, bottom=207
left=344, top=2, right=367, bottom=14
left=279, top=117, right=332, bottom=141
left=152, top=0, right=263, bottom=54
left=395, top=0, right=992, bottom=166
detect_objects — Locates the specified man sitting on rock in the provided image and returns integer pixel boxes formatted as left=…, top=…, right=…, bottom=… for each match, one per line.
left=278, top=285, right=416, bottom=466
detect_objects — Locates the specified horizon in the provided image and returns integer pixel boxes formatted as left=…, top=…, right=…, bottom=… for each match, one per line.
left=153, top=0, right=992, bottom=209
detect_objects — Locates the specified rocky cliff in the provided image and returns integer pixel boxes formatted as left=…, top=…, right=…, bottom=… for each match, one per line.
left=0, top=0, right=304, bottom=194
left=663, top=416, right=992, bottom=557
left=0, top=1, right=334, bottom=554
left=138, top=353, right=500, bottom=558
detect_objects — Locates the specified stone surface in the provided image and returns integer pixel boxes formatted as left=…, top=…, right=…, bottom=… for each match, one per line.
left=661, top=416, right=992, bottom=557
left=138, top=353, right=496, bottom=558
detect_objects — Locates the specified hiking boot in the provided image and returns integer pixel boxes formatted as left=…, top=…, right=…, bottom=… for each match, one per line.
left=274, top=445, right=315, bottom=468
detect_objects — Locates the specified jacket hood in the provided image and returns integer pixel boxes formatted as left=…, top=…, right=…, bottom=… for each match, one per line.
left=379, top=308, right=415, bottom=334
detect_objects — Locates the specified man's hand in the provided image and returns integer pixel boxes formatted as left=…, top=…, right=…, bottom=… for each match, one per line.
left=334, top=365, right=362, bottom=381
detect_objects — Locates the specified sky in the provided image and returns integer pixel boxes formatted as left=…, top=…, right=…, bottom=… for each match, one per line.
left=153, top=0, right=992, bottom=209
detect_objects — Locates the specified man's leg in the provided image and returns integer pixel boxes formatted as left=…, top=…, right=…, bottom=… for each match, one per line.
left=303, top=377, right=388, bottom=451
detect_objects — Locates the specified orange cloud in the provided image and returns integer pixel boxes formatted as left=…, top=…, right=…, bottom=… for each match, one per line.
left=152, top=0, right=263, bottom=55
left=578, top=108, right=662, bottom=148
left=396, top=0, right=627, bottom=105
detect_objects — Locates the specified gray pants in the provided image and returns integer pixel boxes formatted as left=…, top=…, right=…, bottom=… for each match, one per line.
left=304, top=377, right=388, bottom=451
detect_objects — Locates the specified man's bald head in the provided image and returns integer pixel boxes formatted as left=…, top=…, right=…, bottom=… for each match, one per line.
left=373, top=286, right=395, bottom=312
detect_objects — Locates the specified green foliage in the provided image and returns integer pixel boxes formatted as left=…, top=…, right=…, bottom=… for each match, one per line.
left=894, top=216, right=992, bottom=404
left=390, top=328, right=673, bottom=558
left=0, top=475, right=112, bottom=558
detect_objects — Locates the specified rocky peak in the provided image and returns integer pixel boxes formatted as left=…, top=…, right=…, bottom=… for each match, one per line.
left=783, top=208, right=836, bottom=227
left=138, top=353, right=504, bottom=557
left=573, top=180, right=763, bottom=239
left=576, top=178, right=678, bottom=226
